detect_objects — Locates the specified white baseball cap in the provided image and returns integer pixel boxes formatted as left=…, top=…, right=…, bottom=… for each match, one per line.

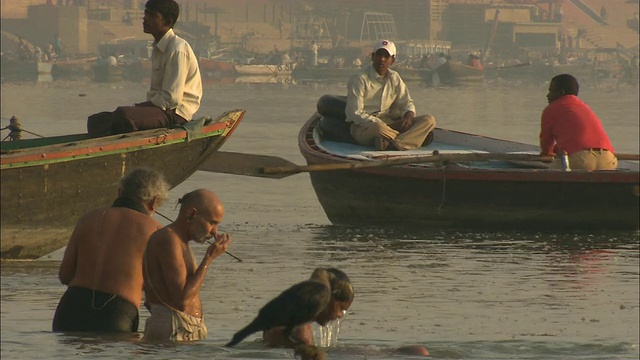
left=373, top=39, right=396, bottom=57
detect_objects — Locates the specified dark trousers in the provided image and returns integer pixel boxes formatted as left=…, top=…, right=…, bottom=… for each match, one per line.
left=52, top=286, right=139, bottom=333
left=87, top=101, right=187, bottom=138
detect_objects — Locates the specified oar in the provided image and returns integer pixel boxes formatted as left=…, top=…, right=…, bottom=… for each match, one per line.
left=201, top=151, right=639, bottom=179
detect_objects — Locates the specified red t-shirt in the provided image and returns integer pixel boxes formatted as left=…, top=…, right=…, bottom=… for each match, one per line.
left=539, top=95, right=614, bottom=156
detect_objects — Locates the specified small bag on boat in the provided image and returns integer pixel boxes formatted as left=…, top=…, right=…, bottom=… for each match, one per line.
left=316, top=94, right=357, bottom=144
left=87, top=111, right=114, bottom=138
left=316, top=94, right=347, bottom=120
left=318, top=115, right=357, bottom=144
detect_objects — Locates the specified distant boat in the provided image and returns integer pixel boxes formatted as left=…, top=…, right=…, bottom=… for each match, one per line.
left=0, top=109, right=245, bottom=259
left=292, top=66, right=359, bottom=82
left=52, top=57, right=95, bottom=80
left=0, top=58, right=53, bottom=82
left=93, top=63, right=124, bottom=82
left=234, top=75, right=295, bottom=84
left=235, top=63, right=296, bottom=76
left=444, top=61, right=485, bottom=83
left=199, top=57, right=237, bottom=78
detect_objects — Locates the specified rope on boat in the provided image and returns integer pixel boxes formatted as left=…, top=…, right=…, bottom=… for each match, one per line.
left=437, top=165, right=447, bottom=213
left=0, top=116, right=45, bottom=141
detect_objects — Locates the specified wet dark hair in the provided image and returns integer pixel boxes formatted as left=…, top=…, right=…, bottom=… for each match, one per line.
left=327, top=268, right=354, bottom=303
left=551, top=74, right=579, bottom=96
left=145, top=0, right=180, bottom=28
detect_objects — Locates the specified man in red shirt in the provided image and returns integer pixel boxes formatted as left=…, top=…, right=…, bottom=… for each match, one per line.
left=540, top=74, right=617, bottom=170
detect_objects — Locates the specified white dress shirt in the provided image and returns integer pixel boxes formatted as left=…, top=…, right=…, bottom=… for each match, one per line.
left=345, top=65, right=416, bottom=126
left=148, top=28, right=202, bottom=121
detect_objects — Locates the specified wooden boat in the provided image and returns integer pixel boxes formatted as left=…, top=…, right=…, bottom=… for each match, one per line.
left=292, top=66, right=360, bottom=82
left=296, top=104, right=639, bottom=231
left=1, top=58, right=52, bottom=82
left=445, top=61, right=485, bottom=83
left=52, top=58, right=94, bottom=80
left=234, top=75, right=295, bottom=84
left=394, top=66, right=432, bottom=82
left=292, top=64, right=478, bottom=86
left=93, top=63, right=124, bottom=82
left=0, top=109, right=245, bottom=259
left=199, top=57, right=237, bottom=78
left=484, top=62, right=552, bottom=83
left=235, top=63, right=296, bottom=76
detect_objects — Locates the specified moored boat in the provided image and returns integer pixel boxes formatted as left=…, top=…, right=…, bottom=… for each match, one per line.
left=292, top=66, right=360, bottom=82
left=0, top=109, right=245, bottom=259
left=298, top=100, right=639, bottom=231
left=235, top=63, right=296, bottom=76
left=1, top=58, right=52, bottom=82
left=445, top=61, right=485, bottom=83
left=393, top=66, right=432, bottom=82
left=52, top=58, right=95, bottom=80
left=93, top=63, right=124, bottom=82
left=199, top=57, right=237, bottom=78
left=234, top=75, right=295, bottom=84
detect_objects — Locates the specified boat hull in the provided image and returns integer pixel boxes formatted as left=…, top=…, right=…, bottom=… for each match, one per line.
left=307, top=169, right=639, bottom=231
left=1, top=110, right=245, bottom=259
left=299, top=115, right=639, bottom=231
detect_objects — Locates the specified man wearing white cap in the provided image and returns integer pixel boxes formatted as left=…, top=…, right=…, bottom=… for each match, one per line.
left=345, top=39, right=436, bottom=150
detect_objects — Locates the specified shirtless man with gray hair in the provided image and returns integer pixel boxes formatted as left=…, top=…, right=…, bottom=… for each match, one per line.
left=142, top=189, right=232, bottom=342
left=53, top=167, right=169, bottom=333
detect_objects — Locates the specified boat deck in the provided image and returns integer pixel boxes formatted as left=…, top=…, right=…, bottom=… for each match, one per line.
left=314, top=130, right=549, bottom=170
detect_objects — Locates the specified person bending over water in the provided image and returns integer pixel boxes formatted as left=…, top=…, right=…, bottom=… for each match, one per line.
left=229, top=268, right=430, bottom=357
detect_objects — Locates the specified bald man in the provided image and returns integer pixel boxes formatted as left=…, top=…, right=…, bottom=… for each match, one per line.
left=142, top=189, right=232, bottom=342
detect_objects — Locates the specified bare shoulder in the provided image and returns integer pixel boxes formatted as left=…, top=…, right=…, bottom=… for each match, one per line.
left=73, top=207, right=108, bottom=229
left=148, top=226, right=182, bottom=252
left=140, top=213, right=163, bottom=233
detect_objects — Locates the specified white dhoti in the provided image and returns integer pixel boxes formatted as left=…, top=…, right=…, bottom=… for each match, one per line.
left=143, top=303, right=207, bottom=342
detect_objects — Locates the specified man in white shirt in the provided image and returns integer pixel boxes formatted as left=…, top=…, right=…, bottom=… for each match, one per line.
left=345, top=40, right=436, bottom=150
left=87, top=0, right=202, bottom=137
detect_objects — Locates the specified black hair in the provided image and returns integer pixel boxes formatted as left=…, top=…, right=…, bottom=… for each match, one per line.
left=145, top=0, right=180, bottom=28
left=326, top=268, right=354, bottom=303
left=551, top=74, right=579, bottom=96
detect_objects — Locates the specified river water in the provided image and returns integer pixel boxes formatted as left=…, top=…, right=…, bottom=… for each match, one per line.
left=1, top=77, right=638, bottom=360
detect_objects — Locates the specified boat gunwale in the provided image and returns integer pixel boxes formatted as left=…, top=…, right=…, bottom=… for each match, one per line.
left=1, top=109, right=245, bottom=169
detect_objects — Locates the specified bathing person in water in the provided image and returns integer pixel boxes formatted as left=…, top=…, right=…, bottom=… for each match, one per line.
left=53, top=167, right=169, bottom=333
left=142, top=189, right=231, bottom=342
left=227, top=268, right=354, bottom=347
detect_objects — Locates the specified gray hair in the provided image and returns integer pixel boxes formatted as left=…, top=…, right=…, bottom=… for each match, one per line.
left=118, top=167, right=170, bottom=206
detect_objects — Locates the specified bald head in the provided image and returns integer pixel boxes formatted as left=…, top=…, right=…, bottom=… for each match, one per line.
left=178, top=189, right=224, bottom=220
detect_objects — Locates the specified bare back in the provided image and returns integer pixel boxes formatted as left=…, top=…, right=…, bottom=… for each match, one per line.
left=144, top=226, right=204, bottom=318
left=59, top=207, right=162, bottom=307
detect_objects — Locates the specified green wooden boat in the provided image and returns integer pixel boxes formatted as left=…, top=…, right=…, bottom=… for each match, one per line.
left=0, top=109, right=245, bottom=259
